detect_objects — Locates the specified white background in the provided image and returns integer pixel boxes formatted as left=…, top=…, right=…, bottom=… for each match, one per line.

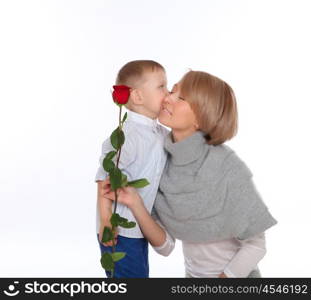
left=0, top=0, right=310, bottom=277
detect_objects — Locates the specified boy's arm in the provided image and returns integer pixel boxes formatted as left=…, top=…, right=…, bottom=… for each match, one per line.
left=95, top=131, right=137, bottom=245
left=95, top=130, right=137, bottom=184
left=97, top=181, right=112, bottom=218
left=97, top=180, right=114, bottom=246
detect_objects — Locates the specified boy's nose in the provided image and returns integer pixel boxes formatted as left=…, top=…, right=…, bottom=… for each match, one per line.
left=163, top=89, right=169, bottom=98
left=163, top=93, right=171, bottom=103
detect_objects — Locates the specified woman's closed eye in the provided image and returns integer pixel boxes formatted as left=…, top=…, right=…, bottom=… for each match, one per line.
left=169, top=90, right=185, bottom=100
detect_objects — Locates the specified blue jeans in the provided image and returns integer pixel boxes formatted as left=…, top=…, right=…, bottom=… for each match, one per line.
left=97, top=234, right=149, bottom=278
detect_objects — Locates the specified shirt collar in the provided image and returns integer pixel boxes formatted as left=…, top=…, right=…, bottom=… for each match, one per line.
left=126, top=110, right=159, bottom=132
left=164, top=130, right=209, bottom=165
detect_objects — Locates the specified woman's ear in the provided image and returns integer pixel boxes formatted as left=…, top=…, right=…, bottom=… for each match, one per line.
left=194, top=117, right=200, bottom=130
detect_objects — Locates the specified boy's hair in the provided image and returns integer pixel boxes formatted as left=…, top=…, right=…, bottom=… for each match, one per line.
left=179, top=70, right=238, bottom=145
left=115, top=60, right=165, bottom=87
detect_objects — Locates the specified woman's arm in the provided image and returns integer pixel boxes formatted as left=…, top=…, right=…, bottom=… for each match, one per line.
left=129, top=196, right=167, bottom=247
left=152, top=220, right=176, bottom=256
left=102, top=180, right=167, bottom=247
left=223, top=232, right=267, bottom=278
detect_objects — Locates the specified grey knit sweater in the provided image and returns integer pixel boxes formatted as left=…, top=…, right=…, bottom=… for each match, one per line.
left=153, top=130, right=277, bottom=243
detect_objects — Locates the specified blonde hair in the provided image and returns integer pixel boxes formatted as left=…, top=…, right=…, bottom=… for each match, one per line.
left=180, top=71, right=238, bottom=145
left=116, top=60, right=164, bottom=87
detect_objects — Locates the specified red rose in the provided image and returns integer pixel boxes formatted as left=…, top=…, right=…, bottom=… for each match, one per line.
left=112, top=85, right=130, bottom=105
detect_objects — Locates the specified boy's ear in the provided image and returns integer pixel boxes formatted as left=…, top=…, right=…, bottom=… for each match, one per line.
left=130, top=89, right=143, bottom=105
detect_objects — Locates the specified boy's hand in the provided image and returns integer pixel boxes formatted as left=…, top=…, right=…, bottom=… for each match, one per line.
left=101, top=177, right=111, bottom=195
left=99, top=219, right=118, bottom=247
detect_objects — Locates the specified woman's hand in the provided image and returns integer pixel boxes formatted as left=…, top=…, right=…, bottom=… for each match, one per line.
left=219, top=272, right=228, bottom=278
left=102, top=177, right=167, bottom=247
left=102, top=178, right=143, bottom=209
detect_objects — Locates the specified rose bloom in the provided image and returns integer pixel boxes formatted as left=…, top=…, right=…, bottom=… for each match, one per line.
left=112, top=85, right=130, bottom=105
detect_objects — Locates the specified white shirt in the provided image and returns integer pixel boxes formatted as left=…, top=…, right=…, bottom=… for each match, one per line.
left=95, top=110, right=169, bottom=238
left=153, top=221, right=266, bottom=278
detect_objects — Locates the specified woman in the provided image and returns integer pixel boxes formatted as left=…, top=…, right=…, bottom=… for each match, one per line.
left=103, top=70, right=277, bottom=278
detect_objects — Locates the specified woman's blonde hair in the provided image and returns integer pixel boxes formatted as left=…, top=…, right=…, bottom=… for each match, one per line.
left=180, top=71, right=238, bottom=145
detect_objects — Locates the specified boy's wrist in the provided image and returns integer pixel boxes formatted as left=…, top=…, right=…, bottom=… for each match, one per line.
left=100, top=211, right=112, bottom=223
left=100, top=219, right=112, bottom=228
left=99, top=201, right=112, bottom=213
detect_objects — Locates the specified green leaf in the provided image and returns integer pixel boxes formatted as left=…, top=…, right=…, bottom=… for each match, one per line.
left=110, top=213, right=136, bottom=229
left=119, top=221, right=136, bottom=228
left=101, top=252, right=114, bottom=271
left=109, top=167, right=122, bottom=190
left=111, top=252, right=126, bottom=262
left=118, top=215, right=128, bottom=223
left=110, top=213, right=127, bottom=226
left=117, top=215, right=136, bottom=228
left=105, top=151, right=117, bottom=160
left=103, top=151, right=117, bottom=172
left=103, top=158, right=115, bottom=172
left=121, top=173, right=128, bottom=187
left=127, top=178, right=150, bottom=188
left=110, top=213, right=120, bottom=227
left=110, top=127, right=125, bottom=150
left=102, top=226, right=113, bottom=243
left=122, top=112, right=127, bottom=124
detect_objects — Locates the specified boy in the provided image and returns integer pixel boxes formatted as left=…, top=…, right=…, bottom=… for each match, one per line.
left=95, top=60, right=170, bottom=278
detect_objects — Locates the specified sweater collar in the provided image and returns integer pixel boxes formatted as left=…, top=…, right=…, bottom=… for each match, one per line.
left=164, top=130, right=209, bottom=165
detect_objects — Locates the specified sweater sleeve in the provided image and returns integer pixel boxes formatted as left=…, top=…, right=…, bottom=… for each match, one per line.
left=223, top=232, right=266, bottom=278
left=235, top=176, right=277, bottom=240
left=151, top=220, right=176, bottom=257
left=226, top=157, right=277, bottom=240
